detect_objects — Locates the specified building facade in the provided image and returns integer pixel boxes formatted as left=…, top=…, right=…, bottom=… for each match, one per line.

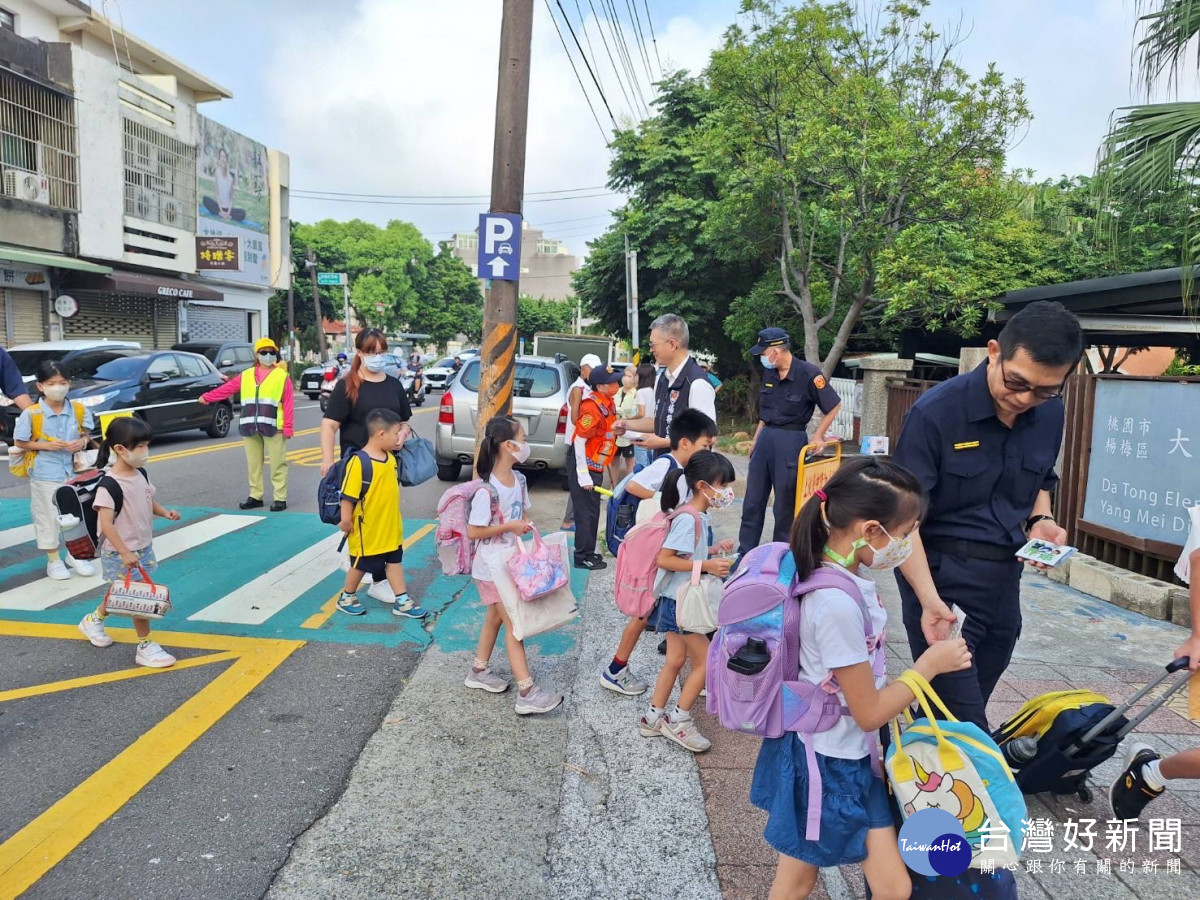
left=0, top=0, right=289, bottom=350
left=448, top=220, right=579, bottom=302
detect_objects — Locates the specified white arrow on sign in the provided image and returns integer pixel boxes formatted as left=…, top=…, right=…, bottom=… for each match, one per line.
left=487, top=257, right=509, bottom=277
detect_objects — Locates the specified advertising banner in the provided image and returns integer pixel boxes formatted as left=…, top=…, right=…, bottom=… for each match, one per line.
left=197, top=116, right=271, bottom=285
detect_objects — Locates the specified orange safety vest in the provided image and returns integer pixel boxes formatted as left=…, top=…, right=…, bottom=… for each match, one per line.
left=575, top=395, right=618, bottom=472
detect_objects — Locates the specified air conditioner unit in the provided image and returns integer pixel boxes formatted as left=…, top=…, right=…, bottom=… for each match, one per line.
left=160, top=197, right=183, bottom=227
left=132, top=187, right=159, bottom=221
left=3, top=170, right=50, bottom=205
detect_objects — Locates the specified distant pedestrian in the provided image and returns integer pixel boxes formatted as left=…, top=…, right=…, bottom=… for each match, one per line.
left=559, top=353, right=601, bottom=532
left=320, top=327, right=413, bottom=604
left=77, top=416, right=182, bottom=669
left=702, top=363, right=723, bottom=394
left=569, top=366, right=622, bottom=570
left=463, top=415, right=564, bottom=715
left=12, top=361, right=96, bottom=580
left=632, top=362, right=657, bottom=469
left=333, top=408, right=426, bottom=620
left=737, top=327, right=842, bottom=557
left=638, top=450, right=736, bottom=754
left=201, top=337, right=294, bottom=512
left=611, top=365, right=640, bottom=483
left=0, top=344, right=31, bottom=410
left=615, top=314, right=716, bottom=458
left=752, top=458, right=970, bottom=900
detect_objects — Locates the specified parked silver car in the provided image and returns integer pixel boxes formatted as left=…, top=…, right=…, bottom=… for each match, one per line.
left=435, top=355, right=579, bottom=485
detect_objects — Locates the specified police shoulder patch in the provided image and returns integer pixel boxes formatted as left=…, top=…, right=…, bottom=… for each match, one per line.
left=814, top=374, right=827, bottom=390
left=579, top=414, right=594, bottom=429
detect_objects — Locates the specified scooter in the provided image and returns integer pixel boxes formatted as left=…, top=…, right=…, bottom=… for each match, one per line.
left=400, top=368, right=425, bottom=407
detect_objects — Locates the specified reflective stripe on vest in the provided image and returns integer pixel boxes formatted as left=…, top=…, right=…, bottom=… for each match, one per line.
left=238, top=367, right=286, bottom=437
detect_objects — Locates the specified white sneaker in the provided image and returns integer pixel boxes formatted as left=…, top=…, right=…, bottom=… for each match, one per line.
left=78, top=613, right=113, bottom=648
left=135, top=641, right=176, bottom=668
left=46, top=559, right=71, bottom=580
left=660, top=713, right=711, bottom=753
left=367, top=580, right=396, bottom=604
left=66, top=555, right=96, bottom=577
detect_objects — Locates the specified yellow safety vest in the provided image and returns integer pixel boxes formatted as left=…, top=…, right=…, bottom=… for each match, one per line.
left=238, top=366, right=286, bottom=437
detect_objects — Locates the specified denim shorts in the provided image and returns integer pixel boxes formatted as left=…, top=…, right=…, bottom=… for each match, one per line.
left=646, top=596, right=680, bottom=634
left=101, top=545, right=158, bottom=583
left=751, top=733, right=893, bottom=867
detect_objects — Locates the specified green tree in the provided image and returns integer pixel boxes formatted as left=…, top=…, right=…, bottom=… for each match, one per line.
left=517, top=295, right=574, bottom=341
left=423, top=249, right=484, bottom=347
left=705, top=0, right=1030, bottom=374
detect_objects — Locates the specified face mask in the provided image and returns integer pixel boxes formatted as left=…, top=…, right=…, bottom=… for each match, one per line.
left=865, top=525, right=913, bottom=571
left=42, top=384, right=70, bottom=402
left=257, top=352, right=277, bottom=365
left=509, top=440, right=531, bottom=464
left=704, top=485, right=735, bottom=510
left=363, top=353, right=388, bottom=373
left=760, top=354, right=775, bottom=369
left=121, top=447, right=150, bottom=467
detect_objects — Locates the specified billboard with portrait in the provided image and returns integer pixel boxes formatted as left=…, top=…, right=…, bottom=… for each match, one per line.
left=196, top=116, right=271, bottom=285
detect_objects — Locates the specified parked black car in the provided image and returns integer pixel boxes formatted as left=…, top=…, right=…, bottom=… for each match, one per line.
left=65, top=349, right=234, bottom=438
left=172, top=341, right=255, bottom=381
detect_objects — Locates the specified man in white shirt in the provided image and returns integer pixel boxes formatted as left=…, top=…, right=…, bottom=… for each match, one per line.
left=615, top=314, right=716, bottom=456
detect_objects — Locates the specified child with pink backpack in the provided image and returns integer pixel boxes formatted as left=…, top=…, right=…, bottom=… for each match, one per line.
left=457, top=416, right=563, bottom=716
left=636, top=450, right=736, bottom=753
left=745, top=459, right=971, bottom=900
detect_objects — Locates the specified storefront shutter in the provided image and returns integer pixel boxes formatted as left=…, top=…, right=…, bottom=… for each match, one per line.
left=186, top=303, right=247, bottom=341
left=4, top=289, right=47, bottom=345
left=64, top=293, right=155, bottom=348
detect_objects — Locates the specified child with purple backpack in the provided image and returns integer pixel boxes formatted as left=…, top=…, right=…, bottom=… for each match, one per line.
left=750, top=458, right=971, bottom=900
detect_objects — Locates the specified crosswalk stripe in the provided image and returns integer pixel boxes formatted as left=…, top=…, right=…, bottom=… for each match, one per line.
left=0, top=525, right=35, bottom=551
left=0, top=514, right=263, bottom=612
left=187, top=532, right=343, bottom=625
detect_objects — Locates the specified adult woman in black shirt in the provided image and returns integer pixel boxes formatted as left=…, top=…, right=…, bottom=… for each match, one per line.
left=320, top=327, right=412, bottom=476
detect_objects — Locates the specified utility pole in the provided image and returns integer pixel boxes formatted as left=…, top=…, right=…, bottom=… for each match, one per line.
left=307, top=246, right=327, bottom=357
left=625, top=233, right=639, bottom=352
left=286, top=281, right=295, bottom=362
left=342, top=281, right=351, bottom=354
left=476, top=0, right=533, bottom=438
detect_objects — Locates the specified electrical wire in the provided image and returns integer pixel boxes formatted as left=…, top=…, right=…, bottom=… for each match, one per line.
left=603, top=0, right=648, bottom=115
left=292, top=185, right=607, bottom=200
left=544, top=0, right=608, bottom=142
left=625, top=0, right=656, bottom=88
left=553, top=0, right=618, bottom=130
left=586, top=0, right=637, bottom=120
left=642, top=0, right=663, bottom=77
left=292, top=191, right=618, bottom=207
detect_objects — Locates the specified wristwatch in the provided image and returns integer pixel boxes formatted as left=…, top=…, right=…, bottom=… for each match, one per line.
left=1025, top=514, right=1056, bottom=533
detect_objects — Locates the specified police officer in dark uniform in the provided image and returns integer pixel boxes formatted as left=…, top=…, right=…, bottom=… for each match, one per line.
left=737, top=328, right=842, bottom=556
left=894, top=300, right=1083, bottom=734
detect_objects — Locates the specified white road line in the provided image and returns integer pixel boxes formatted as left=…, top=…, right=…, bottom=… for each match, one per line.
left=0, top=514, right=262, bottom=611
left=0, top=524, right=35, bottom=551
left=188, top=532, right=343, bottom=625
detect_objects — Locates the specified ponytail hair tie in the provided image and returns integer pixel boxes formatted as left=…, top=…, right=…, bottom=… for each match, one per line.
left=815, top=489, right=827, bottom=502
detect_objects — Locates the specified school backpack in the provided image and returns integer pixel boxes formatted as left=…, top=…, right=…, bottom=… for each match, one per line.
left=53, top=468, right=149, bottom=561
left=8, top=401, right=88, bottom=477
left=612, top=505, right=702, bottom=618
left=434, top=477, right=507, bottom=576
left=317, top=450, right=373, bottom=526
left=887, top=670, right=1026, bottom=870
left=604, top=456, right=679, bottom=557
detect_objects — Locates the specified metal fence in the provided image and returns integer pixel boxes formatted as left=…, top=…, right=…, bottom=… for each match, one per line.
left=829, top=377, right=860, bottom=440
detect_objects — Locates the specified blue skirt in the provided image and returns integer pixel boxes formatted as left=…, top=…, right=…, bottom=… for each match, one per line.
left=751, top=733, right=892, bottom=867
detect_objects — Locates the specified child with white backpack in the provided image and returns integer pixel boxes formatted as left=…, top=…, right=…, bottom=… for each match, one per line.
left=751, top=458, right=971, bottom=900
left=461, top=415, right=563, bottom=716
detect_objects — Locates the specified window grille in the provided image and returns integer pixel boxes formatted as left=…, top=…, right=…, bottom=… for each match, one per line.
left=0, top=68, right=78, bottom=210
left=123, top=116, right=196, bottom=231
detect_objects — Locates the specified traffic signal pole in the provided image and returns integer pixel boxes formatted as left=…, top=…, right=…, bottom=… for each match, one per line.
left=475, top=0, right=533, bottom=451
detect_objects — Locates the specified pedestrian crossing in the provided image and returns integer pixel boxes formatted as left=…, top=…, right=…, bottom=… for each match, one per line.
left=0, top=500, right=449, bottom=647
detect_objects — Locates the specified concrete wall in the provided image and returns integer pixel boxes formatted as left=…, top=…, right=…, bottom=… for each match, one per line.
left=72, top=38, right=124, bottom=260
left=6, top=0, right=65, bottom=43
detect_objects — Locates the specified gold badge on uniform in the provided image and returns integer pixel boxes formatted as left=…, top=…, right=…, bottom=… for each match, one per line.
left=953, top=440, right=980, bottom=450
left=814, top=375, right=827, bottom=390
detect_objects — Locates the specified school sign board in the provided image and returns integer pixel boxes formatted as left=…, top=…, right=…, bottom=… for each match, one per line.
left=1081, top=379, right=1200, bottom=547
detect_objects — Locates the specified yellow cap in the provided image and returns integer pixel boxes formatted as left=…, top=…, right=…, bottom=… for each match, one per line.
left=254, top=337, right=279, bottom=354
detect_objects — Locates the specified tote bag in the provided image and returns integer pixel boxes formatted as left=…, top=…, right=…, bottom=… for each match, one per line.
left=480, top=532, right=577, bottom=641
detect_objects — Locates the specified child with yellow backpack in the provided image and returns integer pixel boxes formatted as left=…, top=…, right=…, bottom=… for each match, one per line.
left=11, top=360, right=96, bottom=580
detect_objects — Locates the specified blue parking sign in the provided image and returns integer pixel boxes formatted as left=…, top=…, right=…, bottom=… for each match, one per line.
left=477, top=213, right=522, bottom=282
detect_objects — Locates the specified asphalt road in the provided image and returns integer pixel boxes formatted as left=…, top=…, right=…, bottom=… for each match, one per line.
left=0, top=400, right=576, bottom=899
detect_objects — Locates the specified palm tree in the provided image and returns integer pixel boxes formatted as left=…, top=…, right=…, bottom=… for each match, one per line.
left=1096, top=0, right=1200, bottom=300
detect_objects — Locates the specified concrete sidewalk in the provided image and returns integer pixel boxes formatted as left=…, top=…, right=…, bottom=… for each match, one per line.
left=267, top=465, right=1199, bottom=899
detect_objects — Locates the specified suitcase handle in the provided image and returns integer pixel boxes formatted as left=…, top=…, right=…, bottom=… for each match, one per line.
left=1076, top=657, right=1194, bottom=748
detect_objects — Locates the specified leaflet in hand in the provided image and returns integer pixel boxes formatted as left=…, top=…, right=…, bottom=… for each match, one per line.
left=948, top=604, right=966, bottom=641
left=1015, top=538, right=1077, bottom=567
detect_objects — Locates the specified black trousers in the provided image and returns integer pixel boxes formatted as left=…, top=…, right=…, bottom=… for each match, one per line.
left=567, top=447, right=603, bottom=561
left=897, top=549, right=1023, bottom=732
left=737, top=426, right=807, bottom=555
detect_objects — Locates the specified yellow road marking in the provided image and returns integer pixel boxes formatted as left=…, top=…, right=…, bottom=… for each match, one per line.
left=0, top=622, right=302, bottom=897
left=0, top=651, right=239, bottom=703
left=151, top=426, right=322, bottom=463
left=300, top=522, right=437, bottom=629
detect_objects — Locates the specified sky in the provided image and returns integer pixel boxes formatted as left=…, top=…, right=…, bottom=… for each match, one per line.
left=109, top=0, right=1173, bottom=258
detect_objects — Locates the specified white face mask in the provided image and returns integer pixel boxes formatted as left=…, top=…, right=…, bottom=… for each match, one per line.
left=42, top=384, right=70, bottom=402
left=509, top=440, right=531, bottom=464
left=257, top=351, right=277, bottom=365
left=120, top=447, right=150, bottom=467
left=363, top=353, right=388, bottom=373
left=866, top=525, right=913, bottom=571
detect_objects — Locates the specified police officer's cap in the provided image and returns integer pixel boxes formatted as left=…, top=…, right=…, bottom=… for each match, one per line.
left=750, top=327, right=790, bottom=355
left=588, top=367, right=623, bottom=388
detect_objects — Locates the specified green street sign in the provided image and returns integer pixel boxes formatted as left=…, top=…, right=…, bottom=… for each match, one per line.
left=317, top=272, right=346, bottom=286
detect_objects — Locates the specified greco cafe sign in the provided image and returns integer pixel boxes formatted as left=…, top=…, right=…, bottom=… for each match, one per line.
left=1082, top=379, right=1200, bottom=547
left=157, top=285, right=196, bottom=299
